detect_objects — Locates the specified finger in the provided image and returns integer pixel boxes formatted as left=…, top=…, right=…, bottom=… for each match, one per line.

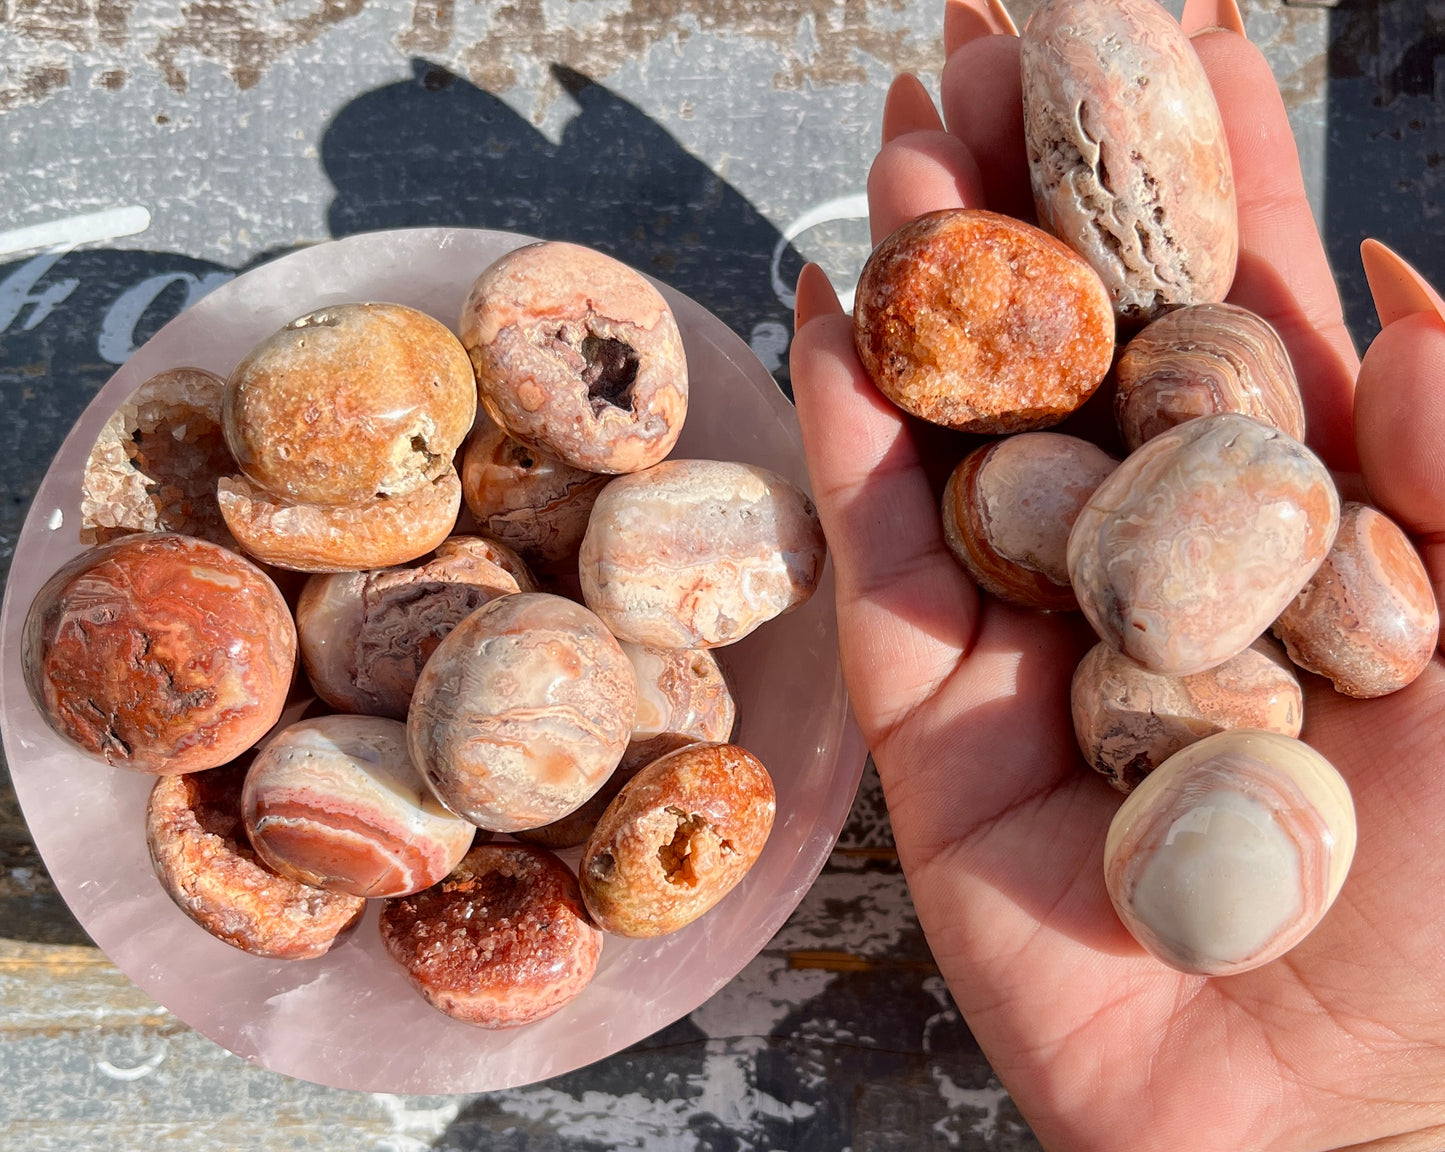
left=1362, top=236, right=1445, bottom=327
left=882, top=73, right=945, bottom=144
left=1354, top=241, right=1445, bottom=627
left=938, top=35, right=1033, bottom=220
left=1179, top=0, right=1247, bottom=36
left=790, top=263, right=980, bottom=744
left=944, top=0, right=1018, bottom=57
left=867, top=131, right=986, bottom=244
left=1190, top=30, right=1361, bottom=470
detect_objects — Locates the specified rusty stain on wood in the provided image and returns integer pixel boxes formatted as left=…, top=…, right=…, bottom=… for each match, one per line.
left=149, top=0, right=368, bottom=91
left=0, top=0, right=942, bottom=110
left=787, top=948, right=940, bottom=974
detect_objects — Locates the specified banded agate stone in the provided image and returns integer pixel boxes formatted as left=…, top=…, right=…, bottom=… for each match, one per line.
left=1104, top=729, right=1355, bottom=976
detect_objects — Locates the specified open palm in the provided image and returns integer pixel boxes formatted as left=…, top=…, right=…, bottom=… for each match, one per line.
left=789, top=3, right=1445, bottom=1149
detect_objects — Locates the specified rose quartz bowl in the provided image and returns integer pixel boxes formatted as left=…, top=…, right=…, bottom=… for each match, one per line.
left=0, top=228, right=865, bottom=1093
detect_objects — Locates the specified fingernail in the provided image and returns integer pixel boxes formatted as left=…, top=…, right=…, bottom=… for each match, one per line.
left=795, top=263, right=843, bottom=332
left=944, top=0, right=1019, bottom=56
left=882, top=73, right=945, bottom=145
left=1180, top=0, right=1247, bottom=37
left=1362, top=239, right=1445, bottom=329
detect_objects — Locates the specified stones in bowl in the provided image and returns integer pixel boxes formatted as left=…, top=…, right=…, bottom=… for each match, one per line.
left=1104, top=729, right=1356, bottom=976
left=1273, top=502, right=1440, bottom=698
left=243, top=715, right=476, bottom=899
left=1067, top=413, right=1339, bottom=676
left=460, top=241, right=689, bottom=474
left=853, top=208, right=1115, bottom=433
left=579, top=742, right=775, bottom=938
left=24, top=533, right=296, bottom=774
left=380, top=843, right=603, bottom=1028
left=942, top=432, right=1117, bottom=611
left=1114, top=303, right=1306, bottom=453
left=406, top=592, right=636, bottom=832
left=1020, top=0, right=1237, bottom=322
left=579, top=459, right=827, bottom=649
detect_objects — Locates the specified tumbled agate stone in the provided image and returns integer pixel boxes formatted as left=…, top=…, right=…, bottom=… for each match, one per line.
left=1273, top=502, right=1440, bottom=698
left=1068, top=413, right=1339, bottom=676
left=217, top=468, right=462, bottom=573
left=514, top=644, right=739, bottom=850
left=459, top=410, right=609, bottom=572
left=407, top=592, right=636, bottom=831
left=296, top=536, right=528, bottom=719
left=580, top=742, right=776, bottom=938
left=460, top=242, right=688, bottom=474
left=942, top=432, right=1117, bottom=610
left=580, top=459, right=827, bottom=649
left=243, top=715, right=475, bottom=898
left=1072, top=637, right=1303, bottom=792
left=1104, top=730, right=1356, bottom=976
left=1021, top=0, right=1237, bottom=322
left=1115, top=303, right=1306, bottom=452
left=853, top=209, right=1115, bottom=433
left=223, top=302, right=476, bottom=506
left=24, top=533, right=296, bottom=774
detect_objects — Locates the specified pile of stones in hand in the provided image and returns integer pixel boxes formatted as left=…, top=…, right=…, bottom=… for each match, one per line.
left=25, top=239, right=826, bottom=1029
left=851, top=0, right=1437, bottom=977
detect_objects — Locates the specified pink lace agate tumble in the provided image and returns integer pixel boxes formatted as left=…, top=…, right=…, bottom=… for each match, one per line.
left=942, top=432, right=1117, bottom=611
left=1273, top=502, right=1440, bottom=698
left=296, top=536, right=530, bottom=719
left=380, top=843, right=602, bottom=1029
left=1071, top=637, right=1303, bottom=793
left=243, top=715, right=475, bottom=898
left=459, top=411, right=609, bottom=573
left=1114, top=303, right=1305, bottom=452
left=580, top=459, right=827, bottom=649
left=460, top=242, right=688, bottom=475
left=24, top=533, right=296, bottom=774
left=1067, top=414, right=1339, bottom=676
left=407, top=592, right=636, bottom=831
left=1021, top=0, right=1237, bottom=323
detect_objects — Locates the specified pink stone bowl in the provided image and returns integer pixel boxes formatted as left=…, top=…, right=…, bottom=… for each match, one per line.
left=0, top=228, right=865, bottom=1093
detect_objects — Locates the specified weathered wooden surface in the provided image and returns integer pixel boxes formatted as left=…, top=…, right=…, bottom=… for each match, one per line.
left=0, top=1, right=1439, bottom=1148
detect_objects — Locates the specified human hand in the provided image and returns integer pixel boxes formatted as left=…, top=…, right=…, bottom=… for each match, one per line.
left=788, top=1, right=1445, bottom=1149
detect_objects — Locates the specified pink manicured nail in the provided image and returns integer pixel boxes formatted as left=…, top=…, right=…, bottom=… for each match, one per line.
left=1180, top=0, right=1248, bottom=37
left=882, top=73, right=945, bottom=144
left=944, top=0, right=1019, bottom=56
left=1362, top=239, right=1445, bottom=329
